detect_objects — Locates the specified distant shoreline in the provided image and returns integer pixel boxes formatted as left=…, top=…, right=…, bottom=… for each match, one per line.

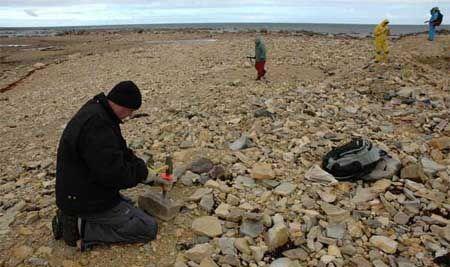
left=1, top=23, right=449, bottom=38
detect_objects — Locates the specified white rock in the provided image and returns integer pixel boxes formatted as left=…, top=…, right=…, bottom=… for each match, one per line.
left=305, top=165, right=338, bottom=184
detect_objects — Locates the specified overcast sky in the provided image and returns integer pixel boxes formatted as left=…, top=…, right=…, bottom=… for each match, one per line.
left=0, top=0, right=448, bottom=27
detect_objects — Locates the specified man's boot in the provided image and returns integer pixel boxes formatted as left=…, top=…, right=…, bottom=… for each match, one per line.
left=62, top=213, right=80, bottom=247
left=51, top=210, right=63, bottom=240
left=52, top=210, right=79, bottom=246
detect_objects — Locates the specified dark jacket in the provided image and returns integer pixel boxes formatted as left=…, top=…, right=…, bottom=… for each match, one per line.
left=56, top=93, right=148, bottom=215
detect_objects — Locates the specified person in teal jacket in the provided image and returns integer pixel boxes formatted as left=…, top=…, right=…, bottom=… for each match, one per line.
left=254, top=36, right=267, bottom=80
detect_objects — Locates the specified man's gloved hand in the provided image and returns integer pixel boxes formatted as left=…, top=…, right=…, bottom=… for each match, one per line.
left=141, top=172, right=174, bottom=186
left=140, top=152, right=154, bottom=167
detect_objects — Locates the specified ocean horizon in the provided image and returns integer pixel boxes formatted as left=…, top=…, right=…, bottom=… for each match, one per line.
left=1, top=22, right=449, bottom=38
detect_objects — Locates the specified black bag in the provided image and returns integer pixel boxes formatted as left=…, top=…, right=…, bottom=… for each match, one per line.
left=322, top=138, right=383, bottom=180
left=435, top=12, right=443, bottom=26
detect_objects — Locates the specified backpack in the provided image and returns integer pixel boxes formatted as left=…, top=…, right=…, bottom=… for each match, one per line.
left=322, top=138, right=383, bottom=180
left=435, top=12, right=443, bottom=26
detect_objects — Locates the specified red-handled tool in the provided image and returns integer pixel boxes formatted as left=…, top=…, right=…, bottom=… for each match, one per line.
left=160, top=155, right=173, bottom=199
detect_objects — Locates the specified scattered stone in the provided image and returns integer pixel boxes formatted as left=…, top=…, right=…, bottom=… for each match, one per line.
left=192, top=216, right=223, bottom=237
left=262, top=179, right=281, bottom=189
left=215, top=203, right=231, bottom=218
left=229, top=135, right=253, bottom=151
left=250, top=163, right=275, bottom=180
left=282, top=248, right=308, bottom=260
left=400, top=164, right=422, bottom=180
left=250, top=245, right=267, bottom=262
left=227, top=207, right=244, bottom=223
left=371, top=179, right=392, bottom=193
left=174, top=261, right=188, bottom=267
left=240, top=219, right=264, bottom=238
left=234, top=238, right=251, bottom=255
left=208, top=165, right=227, bottom=180
left=326, top=224, right=346, bottom=239
left=62, top=260, right=82, bottom=267
left=317, top=190, right=336, bottom=203
left=188, top=188, right=213, bottom=201
left=199, top=257, right=219, bottom=267
left=269, top=258, right=294, bottom=267
left=305, top=165, right=338, bottom=184
left=189, top=158, right=214, bottom=174
left=218, top=237, right=237, bottom=255
left=226, top=194, right=240, bottom=206
left=397, top=87, right=415, bottom=98
left=328, top=245, right=342, bottom=258
left=235, top=176, right=256, bottom=188
left=254, top=109, right=275, bottom=118
left=181, top=171, right=201, bottom=186
left=347, top=221, right=363, bottom=238
left=199, top=194, right=215, bottom=212
left=420, top=157, right=447, bottom=177
left=321, top=202, right=351, bottom=223
left=396, top=257, right=416, bottom=267
left=205, top=180, right=232, bottom=193
left=351, top=187, right=378, bottom=203
left=266, top=223, right=289, bottom=250
left=372, top=259, right=389, bottom=267
left=0, top=200, right=25, bottom=235
left=350, top=256, right=372, bottom=267
left=33, top=62, right=46, bottom=69
left=393, top=211, right=410, bottom=225
left=25, top=257, right=49, bottom=266
left=138, top=191, right=182, bottom=221
left=341, top=245, right=357, bottom=256
left=8, top=245, right=33, bottom=267
left=274, top=182, right=296, bottom=196
left=430, top=225, right=450, bottom=241
left=429, top=136, right=450, bottom=150
left=218, top=254, right=240, bottom=266
left=129, top=138, right=144, bottom=149
left=370, top=235, right=398, bottom=254
left=180, top=140, right=194, bottom=149
left=185, top=243, right=214, bottom=264
left=36, top=246, right=52, bottom=257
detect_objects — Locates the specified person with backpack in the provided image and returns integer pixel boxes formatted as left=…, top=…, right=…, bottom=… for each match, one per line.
left=373, top=19, right=390, bottom=63
left=425, top=7, right=443, bottom=41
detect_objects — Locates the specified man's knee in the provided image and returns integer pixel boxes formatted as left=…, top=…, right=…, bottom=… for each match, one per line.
left=141, top=214, right=158, bottom=242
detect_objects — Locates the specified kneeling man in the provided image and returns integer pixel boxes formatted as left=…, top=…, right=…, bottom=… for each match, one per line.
left=53, top=81, right=165, bottom=250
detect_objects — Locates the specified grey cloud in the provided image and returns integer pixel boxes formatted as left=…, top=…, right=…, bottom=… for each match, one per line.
left=24, top=9, right=38, bottom=16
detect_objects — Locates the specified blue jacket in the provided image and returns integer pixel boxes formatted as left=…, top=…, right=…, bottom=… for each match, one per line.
left=430, top=12, right=439, bottom=26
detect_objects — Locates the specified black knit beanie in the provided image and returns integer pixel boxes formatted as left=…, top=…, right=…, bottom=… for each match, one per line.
left=107, top=81, right=142, bottom=110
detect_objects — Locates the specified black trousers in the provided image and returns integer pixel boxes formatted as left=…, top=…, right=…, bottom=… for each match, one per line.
left=80, top=199, right=157, bottom=246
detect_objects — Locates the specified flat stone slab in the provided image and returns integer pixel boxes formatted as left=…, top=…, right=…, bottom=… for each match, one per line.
left=138, top=192, right=182, bottom=221
left=192, top=216, right=223, bottom=237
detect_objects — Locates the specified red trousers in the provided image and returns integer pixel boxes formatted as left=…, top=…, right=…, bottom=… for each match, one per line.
left=255, top=61, right=266, bottom=80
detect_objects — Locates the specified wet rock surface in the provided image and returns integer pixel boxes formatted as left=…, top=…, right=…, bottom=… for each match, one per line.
left=0, top=31, right=449, bottom=266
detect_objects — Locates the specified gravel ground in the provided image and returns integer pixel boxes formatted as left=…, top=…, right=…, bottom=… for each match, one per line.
left=0, top=31, right=449, bottom=267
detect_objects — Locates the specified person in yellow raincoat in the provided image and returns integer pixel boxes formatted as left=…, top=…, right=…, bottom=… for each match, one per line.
left=374, top=19, right=390, bottom=63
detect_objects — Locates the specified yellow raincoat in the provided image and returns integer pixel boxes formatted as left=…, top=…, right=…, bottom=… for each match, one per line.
left=374, top=19, right=390, bottom=62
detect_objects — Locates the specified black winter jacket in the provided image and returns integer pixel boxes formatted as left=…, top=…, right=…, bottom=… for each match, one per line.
left=56, top=93, right=148, bottom=215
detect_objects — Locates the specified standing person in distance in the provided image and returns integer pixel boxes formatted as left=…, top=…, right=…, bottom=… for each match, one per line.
left=425, top=7, right=443, bottom=41
left=374, top=19, right=390, bottom=63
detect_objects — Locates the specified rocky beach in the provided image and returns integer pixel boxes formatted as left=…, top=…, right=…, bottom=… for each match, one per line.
left=0, top=29, right=449, bottom=267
